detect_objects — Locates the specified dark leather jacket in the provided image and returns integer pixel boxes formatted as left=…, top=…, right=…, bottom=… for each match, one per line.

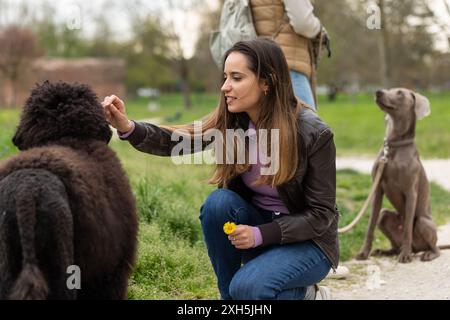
left=122, top=107, right=339, bottom=268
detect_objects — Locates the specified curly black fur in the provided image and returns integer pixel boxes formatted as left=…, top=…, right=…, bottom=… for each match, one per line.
left=0, top=81, right=138, bottom=300
left=12, top=81, right=112, bottom=150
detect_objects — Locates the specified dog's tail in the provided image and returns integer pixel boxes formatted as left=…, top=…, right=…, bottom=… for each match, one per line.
left=438, top=244, right=450, bottom=250
left=9, top=189, right=48, bottom=300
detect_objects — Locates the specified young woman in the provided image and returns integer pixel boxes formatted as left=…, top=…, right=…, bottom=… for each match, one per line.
left=102, top=38, right=339, bottom=300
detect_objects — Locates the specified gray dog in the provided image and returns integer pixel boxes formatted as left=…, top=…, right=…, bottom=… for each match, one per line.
left=356, top=88, right=447, bottom=263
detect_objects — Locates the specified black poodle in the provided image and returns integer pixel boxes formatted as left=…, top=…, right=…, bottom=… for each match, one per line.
left=0, top=81, right=138, bottom=299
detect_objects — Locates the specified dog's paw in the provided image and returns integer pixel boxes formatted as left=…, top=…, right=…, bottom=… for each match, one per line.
left=398, top=251, right=413, bottom=263
left=355, top=251, right=369, bottom=260
left=421, top=250, right=439, bottom=262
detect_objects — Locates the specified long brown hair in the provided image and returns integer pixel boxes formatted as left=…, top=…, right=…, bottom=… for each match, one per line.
left=162, top=38, right=300, bottom=187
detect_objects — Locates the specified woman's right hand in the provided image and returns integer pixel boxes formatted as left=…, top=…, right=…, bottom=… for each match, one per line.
left=102, top=95, right=133, bottom=133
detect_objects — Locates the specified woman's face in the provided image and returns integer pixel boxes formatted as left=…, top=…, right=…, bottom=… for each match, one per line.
left=221, top=52, right=267, bottom=121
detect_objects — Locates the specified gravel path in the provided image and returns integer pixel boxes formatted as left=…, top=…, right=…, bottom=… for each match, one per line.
left=325, top=224, right=450, bottom=300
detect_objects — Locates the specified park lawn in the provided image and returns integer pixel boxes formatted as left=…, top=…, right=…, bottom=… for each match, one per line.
left=1, top=91, right=450, bottom=299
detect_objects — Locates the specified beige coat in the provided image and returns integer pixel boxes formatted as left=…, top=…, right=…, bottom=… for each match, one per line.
left=250, top=0, right=314, bottom=79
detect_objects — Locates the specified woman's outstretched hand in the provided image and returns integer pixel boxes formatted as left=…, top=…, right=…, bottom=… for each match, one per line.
left=102, top=95, right=133, bottom=133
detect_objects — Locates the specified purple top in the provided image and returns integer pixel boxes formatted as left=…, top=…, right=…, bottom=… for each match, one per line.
left=241, top=121, right=290, bottom=248
left=240, top=121, right=289, bottom=214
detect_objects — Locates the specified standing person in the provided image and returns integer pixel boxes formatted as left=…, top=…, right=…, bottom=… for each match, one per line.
left=103, top=39, right=338, bottom=300
left=250, top=0, right=328, bottom=110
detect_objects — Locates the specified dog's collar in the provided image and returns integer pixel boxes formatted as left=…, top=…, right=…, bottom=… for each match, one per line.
left=384, top=137, right=415, bottom=148
left=381, top=137, right=415, bottom=161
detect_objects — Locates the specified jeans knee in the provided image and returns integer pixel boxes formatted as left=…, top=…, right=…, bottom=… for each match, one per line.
left=229, top=275, right=270, bottom=300
left=199, top=189, right=241, bottom=222
left=229, top=277, right=251, bottom=300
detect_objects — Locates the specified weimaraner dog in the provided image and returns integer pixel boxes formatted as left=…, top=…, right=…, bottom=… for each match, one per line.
left=356, top=88, right=443, bottom=263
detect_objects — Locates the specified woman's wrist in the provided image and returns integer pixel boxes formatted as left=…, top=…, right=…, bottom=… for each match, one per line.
left=119, top=120, right=132, bottom=132
left=251, top=226, right=263, bottom=248
left=118, top=120, right=135, bottom=138
left=124, top=120, right=134, bottom=132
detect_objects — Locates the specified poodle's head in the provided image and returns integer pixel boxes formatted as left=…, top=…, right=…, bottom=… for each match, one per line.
left=13, top=81, right=112, bottom=150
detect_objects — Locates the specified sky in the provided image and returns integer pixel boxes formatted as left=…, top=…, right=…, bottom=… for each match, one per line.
left=0, top=0, right=448, bottom=55
left=0, top=0, right=220, bottom=58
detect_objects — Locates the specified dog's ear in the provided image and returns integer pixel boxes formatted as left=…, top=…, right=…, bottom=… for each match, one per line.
left=412, top=91, right=431, bottom=120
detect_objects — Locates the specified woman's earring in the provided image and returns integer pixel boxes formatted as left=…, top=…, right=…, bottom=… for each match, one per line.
left=264, top=89, right=268, bottom=96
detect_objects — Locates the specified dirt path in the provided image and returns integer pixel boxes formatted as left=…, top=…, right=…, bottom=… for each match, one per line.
left=324, top=218, right=450, bottom=300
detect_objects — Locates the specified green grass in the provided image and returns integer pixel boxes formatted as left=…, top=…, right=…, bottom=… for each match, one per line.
left=1, top=92, right=450, bottom=299
left=0, top=109, right=20, bottom=159
left=128, top=224, right=218, bottom=300
left=92, top=140, right=219, bottom=299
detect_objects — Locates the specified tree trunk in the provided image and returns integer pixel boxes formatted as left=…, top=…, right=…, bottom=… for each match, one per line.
left=180, top=57, right=191, bottom=110
left=378, top=0, right=391, bottom=88
left=4, top=77, right=15, bottom=108
left=10, top=77, right=18, bottom=108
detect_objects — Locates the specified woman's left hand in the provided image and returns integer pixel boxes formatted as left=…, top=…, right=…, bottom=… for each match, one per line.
left=228, top=225, right=255, bottom=249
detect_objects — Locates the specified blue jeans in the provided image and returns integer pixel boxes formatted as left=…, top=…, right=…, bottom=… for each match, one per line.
left=290, top=70, right=316, bottom=110
left=199, top=189, right=331, bottom=300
